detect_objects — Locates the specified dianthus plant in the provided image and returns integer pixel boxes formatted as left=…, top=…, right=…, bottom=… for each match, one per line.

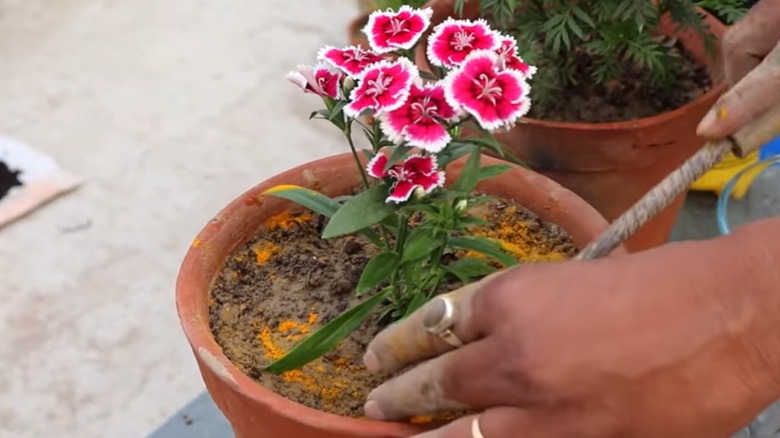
left=265, top=6, right=535, bottom=373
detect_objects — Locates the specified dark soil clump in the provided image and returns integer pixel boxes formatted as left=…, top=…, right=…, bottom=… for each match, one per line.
left=0, top=160, right=22, bottom=201
left=209, top=199, right=576, bottom=418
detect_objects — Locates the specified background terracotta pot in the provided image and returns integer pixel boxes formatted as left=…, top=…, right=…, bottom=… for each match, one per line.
left=176, top=152, right=617, bottom=438
left=349, top=14, right=370, bottom=48
left=420, top=1, right=727, bottom=253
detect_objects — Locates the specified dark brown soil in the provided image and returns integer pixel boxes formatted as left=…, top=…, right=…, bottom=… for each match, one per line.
left=209, top=199, right=576, bottom=418
left=0, top=160, right=22, bottom=201
left=529, top=40, right=712, bottom=123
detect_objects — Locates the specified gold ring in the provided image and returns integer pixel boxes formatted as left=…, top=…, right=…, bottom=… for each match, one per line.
left=472, top=416, right=485, bottom=438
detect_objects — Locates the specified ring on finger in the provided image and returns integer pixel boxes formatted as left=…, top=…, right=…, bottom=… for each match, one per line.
left=472, top=416, right=485, bottom=438
left=422, top=295, right=464, bottom=348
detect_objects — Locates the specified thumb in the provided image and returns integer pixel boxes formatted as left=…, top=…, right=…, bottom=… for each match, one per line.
left=697, top=41, right=780, bottom=139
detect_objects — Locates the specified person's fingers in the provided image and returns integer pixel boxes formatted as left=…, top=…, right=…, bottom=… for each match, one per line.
left=696, top=41, right=780, bottom=138
left=365, top=339, right=510, bottom=420
left=722, top=0, right=780, bottom=86
left=363, top=272, right=502, bottom=374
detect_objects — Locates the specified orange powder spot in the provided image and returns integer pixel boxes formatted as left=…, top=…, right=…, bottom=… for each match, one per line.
left=470, top=205, right=571, bottom=263
left=256, top=314, right=374, bottom=411
left=253, top=241, right=281, bottom=264
left=717, top=107, right=728, bottom=120
left=265, top=211, right=314, bottom=231
left=409, top=416, right=434, bottom=424
left=191, top=238, right=201, bottom=248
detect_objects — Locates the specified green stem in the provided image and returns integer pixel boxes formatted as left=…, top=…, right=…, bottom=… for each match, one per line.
left=344, top=122, right=371, bottom=189
left=389, top=214, right=410, bottom=304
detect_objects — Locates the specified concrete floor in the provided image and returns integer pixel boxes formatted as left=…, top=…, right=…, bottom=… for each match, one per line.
left=0, top=0, right=354, bottom=436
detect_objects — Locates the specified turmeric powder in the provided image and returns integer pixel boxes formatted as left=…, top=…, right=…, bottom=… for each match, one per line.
left=253, top=241, right=281, bottom=264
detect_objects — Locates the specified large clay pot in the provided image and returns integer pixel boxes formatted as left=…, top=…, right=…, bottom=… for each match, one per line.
left=176, top=153, right=617, bottom=438
left=421, top=1, right=727, bottom=253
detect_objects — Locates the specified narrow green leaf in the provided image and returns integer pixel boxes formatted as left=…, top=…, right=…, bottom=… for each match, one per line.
left=362, top=149, right=375, bottom=162
left=451, top=151, right=482, bottom=194
left=323, top=185, right=395, bottom=239
left=449, top=236, right=518, bottom=267
left=402, top=227, right=440, bottom=261
left=437, top=142, right=477, bottom=167
left=265, top=289, right=391, bottom=373
left=478, top=164, right=512, bottom=181
left=572, top=6, right=596, bottom=27
left=445, top=257, right=497, bottom=283
left=402, top=292, right=428, bottom=319
left=357, top=252, right=400, bottom=296
left=263, top=185, right=339, bottom=217
left=384, top=145, right=409, bottom=172
left=328, top=101, right=347, bottom=121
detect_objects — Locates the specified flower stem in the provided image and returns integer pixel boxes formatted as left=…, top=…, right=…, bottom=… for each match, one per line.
left=389, top=213, right=410, bottom=304
left=344, top=122, right=370, bottom=189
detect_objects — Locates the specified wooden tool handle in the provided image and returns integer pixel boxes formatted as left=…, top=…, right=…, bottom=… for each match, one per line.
left=576, top=102, right=780, bottom=261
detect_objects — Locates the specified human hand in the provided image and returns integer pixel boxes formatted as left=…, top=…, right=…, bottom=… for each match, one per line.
left=362, top=221, right=780, bottom=437
left=697, top=0, right=780, bottom=139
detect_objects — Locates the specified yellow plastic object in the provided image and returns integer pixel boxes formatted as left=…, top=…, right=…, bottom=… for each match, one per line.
left=690, top=150, right=763, bottom=199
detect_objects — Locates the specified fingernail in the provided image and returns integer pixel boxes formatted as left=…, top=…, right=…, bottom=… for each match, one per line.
left=363, top=350, right=380, bottom=372
left=364, top=400, right=387, bottom=420
left=697, top=109, right=717, bottom=136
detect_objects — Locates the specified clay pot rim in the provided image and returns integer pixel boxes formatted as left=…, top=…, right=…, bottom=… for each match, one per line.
left=176, top=152, right=615, bottom=436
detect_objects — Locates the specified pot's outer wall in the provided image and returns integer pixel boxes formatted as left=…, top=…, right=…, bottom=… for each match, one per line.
left=177, top=153, right=618, bottom=438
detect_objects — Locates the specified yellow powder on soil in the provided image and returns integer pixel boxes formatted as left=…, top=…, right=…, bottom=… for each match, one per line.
left=256, top=314, right=366, bottom=412
left=253, top=241, right=281, bottom=264
left=470, top=205, right=569, bottom=263
left=266, top=211, right=314, bottom=231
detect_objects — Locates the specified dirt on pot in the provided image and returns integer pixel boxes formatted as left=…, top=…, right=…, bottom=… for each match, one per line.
left=209, top=199, right=576, bottom=418
left=529, top=40, right=712, bottom=123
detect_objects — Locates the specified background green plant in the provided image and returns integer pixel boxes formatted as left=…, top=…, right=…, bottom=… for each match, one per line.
left=454, top=0, right=746, bottom=107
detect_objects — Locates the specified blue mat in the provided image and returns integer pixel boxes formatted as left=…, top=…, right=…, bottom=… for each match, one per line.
left=761, top=135, right=780, bottom=159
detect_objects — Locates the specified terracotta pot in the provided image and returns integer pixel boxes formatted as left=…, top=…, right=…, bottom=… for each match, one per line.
left=177, top=153, right=617, bottom=438
left=349, top=14, right=371, bottom=49
left=419, top=1, right=727, bottom=253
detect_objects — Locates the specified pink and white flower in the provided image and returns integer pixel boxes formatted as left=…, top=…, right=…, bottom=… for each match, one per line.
left=379, top=82, right=459, bottom=153
left=495, top=36, right=537, bottom=79
left=286, top=64, right=343, bottom=99
left=367, top=153, right=445, bottom=203
left=344, top=58, right=418, bottom=118
left=363, top=6, right=433, bottom=54
left=318, top=45, right=385, bottom=77
left=426, top=18, right=500, bottom=68
left=443, top=50, right=531, bottom=131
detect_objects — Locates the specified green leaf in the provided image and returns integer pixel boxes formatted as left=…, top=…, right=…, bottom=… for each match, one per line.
left=402, top=227, right=441, bottom=261
left=328, top=100, right=347, bottom=121
left=357, top=252, right=400, bottom=296
left=384, top=145, right=409, bottom=172
left=402, top=292, right=428, bottom=319
left=451, top=151, right=482, bottom=194
left=437, top=142, right=477, bottom=167
left=445, top=257, right=497, bottom=283
left=323, top=185, right=395, bottom=238
left=478, top=164, right=512, bottom=181
left=449, top=236, right=518, bottom=267
left=263, top=185, right=339, bottom=217
left=362, top=149, right=376, bottom=162
left=572, top=6, right=596, bottom=28
left=265, top=289, right=391, bottom=373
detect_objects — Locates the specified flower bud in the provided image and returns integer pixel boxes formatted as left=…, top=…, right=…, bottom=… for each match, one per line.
left=413, top=186, right=426, bottom=200
left=455, top=199, right=468, bottom=212
left=342, top=76, right=355, bottom=95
